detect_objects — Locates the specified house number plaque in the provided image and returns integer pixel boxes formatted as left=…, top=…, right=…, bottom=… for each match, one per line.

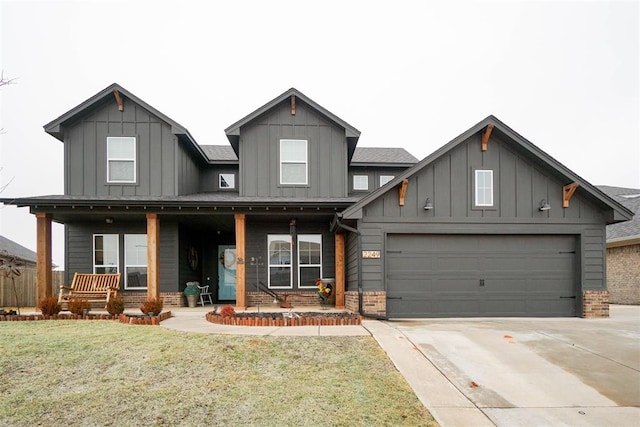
left=362, top=250, right=381, bottom=259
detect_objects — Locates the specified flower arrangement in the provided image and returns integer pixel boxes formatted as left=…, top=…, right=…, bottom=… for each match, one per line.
left=316, top=278, right=333, bottom=301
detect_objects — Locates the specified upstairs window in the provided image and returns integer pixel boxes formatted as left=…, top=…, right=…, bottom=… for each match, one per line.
left=379, top=175, right=395, bottom=187
left=475, top=169, right=494, bottom=206
left=280, top=139, right=308, bottom=185
left=219, top=173, right=236, bottom=189
left=353, top=175, right=369, bottom=191
left=107, top=137, right=136, bottom=183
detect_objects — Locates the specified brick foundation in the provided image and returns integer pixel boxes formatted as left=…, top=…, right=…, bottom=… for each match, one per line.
left=582, top=290, right=609, bottom=318
left=344, top=290, right=386, bottom=316
left=606, top=244, right=640, bottom=305
left=246, top=291, right=329, bottom=307
left=122, top=292, right=185, bottom=308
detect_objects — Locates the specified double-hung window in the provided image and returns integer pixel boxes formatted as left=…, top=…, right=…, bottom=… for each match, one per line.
left=379, top=175, right=395, bottom=186
left=280, top=139, right=308, bottom=185
left=475, top=170, right=494, bottom=207
left=107, top=137, right=136, bottom=183
left=268, top=235, right=292, bottom=288
left=298, top=235, right=322, bottom=288
left=353, top=175, right=369, bottom=191
left=124, top=234, right=147, bottom=289
left=93, top=234, right=119, bottom=274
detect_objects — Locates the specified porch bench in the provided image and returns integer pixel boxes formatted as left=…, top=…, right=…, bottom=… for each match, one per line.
left=58, top=273, right=121, bottom=309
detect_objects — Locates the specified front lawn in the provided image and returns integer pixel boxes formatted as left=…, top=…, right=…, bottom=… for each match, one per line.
left=0, top=321, right=437, bottom=426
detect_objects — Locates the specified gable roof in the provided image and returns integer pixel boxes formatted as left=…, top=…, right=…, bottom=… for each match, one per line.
left=597, top=186, right=640, bottom=243
left=351, top=147, right=418, bottom=166
left=342, top=115, right=634, bottom=223
left=224, top=88, right=361, bottom=161
left=43, top=83, right=210, bottom=163
left=0, top=235, right=37, bottom=265
left=200, top=145, right=238, bottom=163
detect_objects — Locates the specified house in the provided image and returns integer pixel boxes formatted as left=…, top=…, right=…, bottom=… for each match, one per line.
left=0, top=84, right=632, bottom=317
left=0, top=235, right=37, bottom=268
left=597, top=186, right=640, bottom=304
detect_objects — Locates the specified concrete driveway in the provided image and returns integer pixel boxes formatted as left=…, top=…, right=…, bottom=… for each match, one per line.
left=381, top=305, right=640, bottom=426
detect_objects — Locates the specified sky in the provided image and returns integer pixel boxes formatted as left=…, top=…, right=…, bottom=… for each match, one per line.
left=0, top=0, right=638, bottom=268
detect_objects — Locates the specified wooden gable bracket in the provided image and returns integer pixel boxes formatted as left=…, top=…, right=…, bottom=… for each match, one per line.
left=291, top=94, right=296, bottom=115
left=113, top=89, right=124, bottom=112
left=398, top=179, right=409, bottom=206
left=563, top=182, right=579, bottom=208
left=481, top=124, right=494, bottom=151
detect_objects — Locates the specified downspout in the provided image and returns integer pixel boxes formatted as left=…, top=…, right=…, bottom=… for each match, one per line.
left=334, top=216, right=388, bottom=320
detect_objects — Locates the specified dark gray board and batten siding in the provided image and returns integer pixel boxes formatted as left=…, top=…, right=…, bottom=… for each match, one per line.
left=238, top=100, right=349, bottom=198
left=63, top=97, right=201, bottom=197
left=347, top=132, right=610, bottom=317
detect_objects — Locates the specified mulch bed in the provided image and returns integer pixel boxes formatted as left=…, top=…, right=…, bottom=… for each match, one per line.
left=206, top=311, right=362, bottom=326
left=0, top=311, right=172, bottom=326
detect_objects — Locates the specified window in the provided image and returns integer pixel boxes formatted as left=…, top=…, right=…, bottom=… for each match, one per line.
left=125, top=234, right=147, bottom=289
left=219, top=173, right=235, bottom=189
left=379, top=175, right=395, bottom=186
left=298, top=235, right=322, bottom=288
left=475, top=170, right=494, bottom=206
left=94, top=234, right=119, bottom=274
left=280, top=139, right=308, bottom=185
left=268, top=235, right=292, bottom=288
left=107, top=137, right=136, bottom=183
left=353, top=175, right=369, bottom=191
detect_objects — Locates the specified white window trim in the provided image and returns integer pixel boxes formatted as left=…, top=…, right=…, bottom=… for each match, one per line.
left=279, top=139, right=308, bottom=185
left=93, top=234, right=119, bottom=274
left=353, top=175, right=369, bottom=191
left=219, top=173, right=236, bottom=190
left=475, top=169, right=494, bottom=206
left=379, top=175, right=395, bottom=187
left=107, top=136, right=137, bottom=184
left=124, top=234, right=147, bottom=290
left=267, top=234, right=293, bottom=289
left=298, top=234, right=322, bottom=288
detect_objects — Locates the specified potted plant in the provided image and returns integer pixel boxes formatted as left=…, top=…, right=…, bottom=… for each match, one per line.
left=184, top=281, right=200, bottom=308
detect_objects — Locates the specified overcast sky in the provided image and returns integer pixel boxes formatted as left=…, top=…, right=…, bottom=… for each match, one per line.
left=1, top=0, right=638, bottom=267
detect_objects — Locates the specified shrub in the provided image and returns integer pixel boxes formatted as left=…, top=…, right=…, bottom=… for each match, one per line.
left=220, top=305, right=236, bottom=317
left=68, top=298, right=92, bottom=315
left=106, top=296, right=125, bottom=315
left=140, top=298, right=164, bottom=316
left=37, top=296, right=61, bottom=316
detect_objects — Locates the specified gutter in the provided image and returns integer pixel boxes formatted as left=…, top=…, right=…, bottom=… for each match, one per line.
left=333, top=215, right=388, bottom=320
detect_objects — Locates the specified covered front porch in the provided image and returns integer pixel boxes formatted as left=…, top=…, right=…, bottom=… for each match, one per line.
left=30, top=202, right=347, bottom=310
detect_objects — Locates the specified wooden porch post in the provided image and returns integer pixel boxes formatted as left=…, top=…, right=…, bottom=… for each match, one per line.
left=35, top=213, right=53, bottom=302
left=146, top=213, right=160, bottom=300
left=234, top=213, right=246, bottom=309
left=335, top=233, right=345, bottom=308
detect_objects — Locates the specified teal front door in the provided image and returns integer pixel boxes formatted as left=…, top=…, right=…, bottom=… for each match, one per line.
left=218, top=245, right=236, bottom=301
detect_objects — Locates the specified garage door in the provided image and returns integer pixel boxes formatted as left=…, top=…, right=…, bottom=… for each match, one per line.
left=386, top=234, right=577, bottom=317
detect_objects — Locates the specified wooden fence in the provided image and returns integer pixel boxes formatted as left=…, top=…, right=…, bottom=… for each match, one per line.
left=0, top=269, right=64, bottom=307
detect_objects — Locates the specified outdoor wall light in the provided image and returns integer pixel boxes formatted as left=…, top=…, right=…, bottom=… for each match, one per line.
left=105, top=217, right=114, bottom=224
left=423, top=198, right=434, bottom=210
left=539, top=199, right=551, bottom=211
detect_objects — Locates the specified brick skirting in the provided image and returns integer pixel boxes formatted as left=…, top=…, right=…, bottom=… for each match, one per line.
left=583, top=290, right=609, bottom=318
left=122, top=292, right=185, bottom=308
left=246, top=291, right=329, bottom=307
left=345, top=291, right=386, bottom=316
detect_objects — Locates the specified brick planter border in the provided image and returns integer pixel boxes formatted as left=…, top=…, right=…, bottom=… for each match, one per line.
left=0, top=313, right=119, bottom=321
left=118, top=311, right=172, bottom=325
left=206, top=311, right=362, bottom=326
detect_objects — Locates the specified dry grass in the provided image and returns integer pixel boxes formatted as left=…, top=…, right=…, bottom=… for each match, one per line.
left=0, top=321, right=437, bottom=426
